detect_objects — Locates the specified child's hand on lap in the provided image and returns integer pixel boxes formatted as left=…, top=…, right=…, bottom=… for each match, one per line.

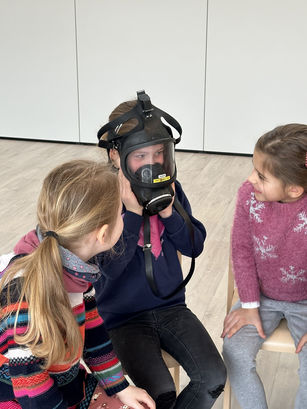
left=221, top=307, right=266, bottom=339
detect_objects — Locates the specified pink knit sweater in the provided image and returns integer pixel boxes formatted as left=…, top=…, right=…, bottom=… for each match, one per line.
left=232, top=181, right=307, bottom=303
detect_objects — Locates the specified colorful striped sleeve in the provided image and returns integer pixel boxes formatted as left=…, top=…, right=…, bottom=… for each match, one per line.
left=0, top=279, right=67, bottom=409
left=82, top=286, right=129, bottom=396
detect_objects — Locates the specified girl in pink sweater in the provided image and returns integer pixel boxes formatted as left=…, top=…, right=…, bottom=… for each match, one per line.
left=222, top=124, right=307, bottom=409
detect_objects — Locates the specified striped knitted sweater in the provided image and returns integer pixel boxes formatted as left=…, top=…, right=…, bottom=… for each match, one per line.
left=0, top=230, right=128, bottom=408
left=232, top=181, right=307, bottom=304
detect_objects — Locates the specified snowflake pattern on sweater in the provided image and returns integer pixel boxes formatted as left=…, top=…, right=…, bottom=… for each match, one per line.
left=294, top=211, right=307, bottom=235
left=280, top=266, right=307, bottom=284
left=246, top=192, right=265, bottom=223
left=253, top=235, right=277, bottom=260
left=232, top=181, right=307, bottom=303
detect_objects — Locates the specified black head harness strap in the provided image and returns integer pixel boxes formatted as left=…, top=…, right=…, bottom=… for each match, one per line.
left=97, top=90, right=182, bottom=151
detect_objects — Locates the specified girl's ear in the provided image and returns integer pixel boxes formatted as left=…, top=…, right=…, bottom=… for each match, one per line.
left=287, top=185, right=304, bottom=199
left=96, top=224, right=109, bottom=247
left=109, top=149, right=120, bottom=169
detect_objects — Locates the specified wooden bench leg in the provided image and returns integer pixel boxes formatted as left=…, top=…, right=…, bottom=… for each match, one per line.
left=168, top=366, right=180, bottom=395
left=223, top=377, right=231, bottom=409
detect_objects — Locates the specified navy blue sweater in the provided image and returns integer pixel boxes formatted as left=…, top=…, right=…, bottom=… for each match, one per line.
left=94, top=181, right=206, bottom=329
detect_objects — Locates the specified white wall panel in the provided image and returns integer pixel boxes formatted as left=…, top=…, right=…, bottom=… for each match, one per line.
left=0, top=0, right=79, bottom=142
left=205, top=0, right=307, bottom=154
left=76, top=0, right=207, bottom=151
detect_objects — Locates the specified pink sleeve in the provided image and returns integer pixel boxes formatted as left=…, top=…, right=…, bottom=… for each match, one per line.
left=231, top=182, right=260, bottom=303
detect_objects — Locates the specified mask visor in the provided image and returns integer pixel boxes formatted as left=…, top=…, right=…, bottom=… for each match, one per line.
left=125, top=141, right=175, bottom=186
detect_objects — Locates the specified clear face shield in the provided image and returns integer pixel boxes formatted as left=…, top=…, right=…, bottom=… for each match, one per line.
left=122, top=140, right=176, bottom=215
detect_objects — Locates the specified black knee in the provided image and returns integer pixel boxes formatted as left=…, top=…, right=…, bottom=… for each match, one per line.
left=208, top=383, right=225, bottom=399
left=156, top=391, right=176, bottom=409
left=200, top=362, right=226, bottom=401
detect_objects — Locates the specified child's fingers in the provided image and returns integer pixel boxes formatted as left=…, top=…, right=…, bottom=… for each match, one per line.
left=117, top=386, right=156, bottom=409
left=296, top=342, right=303, bottom=354
left=131, top=398, right=155, bottom=409
left=221, top=315, right=232, bottom=337
left=135, top=390, right=155, bottom=409
left=296, top=343, right=303, bottom=353
left=223, top=311, right=237, bottom=327
left=226, top=321, right=243, bottom=338
left=221, top=311, right=239, bottom=336
left=221, top=313, right=239, bottom=338
left=140, top=394, right=156, bottom=409
left=296, top=335, right=307, bottom=353
left=255, top=322, right=266, bottom=339
left=118, top=169, right=129, bottom=191
left=130, top=403, right=146, bottom=409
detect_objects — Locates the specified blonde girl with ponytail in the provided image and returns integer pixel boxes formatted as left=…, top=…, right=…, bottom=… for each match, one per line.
left=0, top=159, right=155, bottom=409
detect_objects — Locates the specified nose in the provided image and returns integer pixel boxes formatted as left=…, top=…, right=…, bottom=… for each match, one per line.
left=247, top=168, right=257, bottom=184
left=148, top=154, right=155, bottom=165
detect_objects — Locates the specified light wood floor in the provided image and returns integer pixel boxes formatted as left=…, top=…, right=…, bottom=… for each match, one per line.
left=0, top=138, right=299, bottom=408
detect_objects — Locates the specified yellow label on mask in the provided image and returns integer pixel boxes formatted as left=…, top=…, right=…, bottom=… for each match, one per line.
left=153, top=175, right=170, bottom=183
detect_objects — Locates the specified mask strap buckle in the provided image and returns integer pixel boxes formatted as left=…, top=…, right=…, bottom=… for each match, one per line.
left=137, top=90, right=153, bottom=118
left=111, top=140, right=120, bottom=151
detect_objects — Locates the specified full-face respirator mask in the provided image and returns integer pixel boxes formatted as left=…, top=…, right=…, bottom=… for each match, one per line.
left=98, top=90, right=195, bottom=300
left=97, top=90, right=182, bottom=215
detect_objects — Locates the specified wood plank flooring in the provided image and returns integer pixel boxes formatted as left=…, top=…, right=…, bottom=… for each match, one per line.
left=0, top=138, right=299, bottom=408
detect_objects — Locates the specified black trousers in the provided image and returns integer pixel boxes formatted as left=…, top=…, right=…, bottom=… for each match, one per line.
left=109, top=305, right=226, bottom=409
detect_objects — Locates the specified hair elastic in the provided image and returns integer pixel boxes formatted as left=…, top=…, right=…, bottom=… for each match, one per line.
left=305, top=152, right=307, bottom=168
left=43, top=231, right=59, bottom=240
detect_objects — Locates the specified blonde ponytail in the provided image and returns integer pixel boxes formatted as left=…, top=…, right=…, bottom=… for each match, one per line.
left=1, top=160, right=120, bottom=368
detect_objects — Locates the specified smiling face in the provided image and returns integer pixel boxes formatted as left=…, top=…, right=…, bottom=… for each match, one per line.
left=247, top=150, right=299, bottom=203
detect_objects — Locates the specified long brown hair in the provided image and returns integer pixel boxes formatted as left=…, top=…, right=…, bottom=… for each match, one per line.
left=1, top=160, right=120, bottom=368
left=255, top=123, right=307, bottom=191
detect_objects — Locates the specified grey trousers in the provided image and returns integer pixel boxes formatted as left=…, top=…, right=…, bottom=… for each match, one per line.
left=223, top=295, right=307, bottom=409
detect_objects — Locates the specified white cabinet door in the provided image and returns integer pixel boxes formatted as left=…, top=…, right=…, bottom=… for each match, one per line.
left=76, top=0, right=207, bottom=151
left=0, top=0, right=79, bottom=142
left=205, top=0, right=307, bottom=154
